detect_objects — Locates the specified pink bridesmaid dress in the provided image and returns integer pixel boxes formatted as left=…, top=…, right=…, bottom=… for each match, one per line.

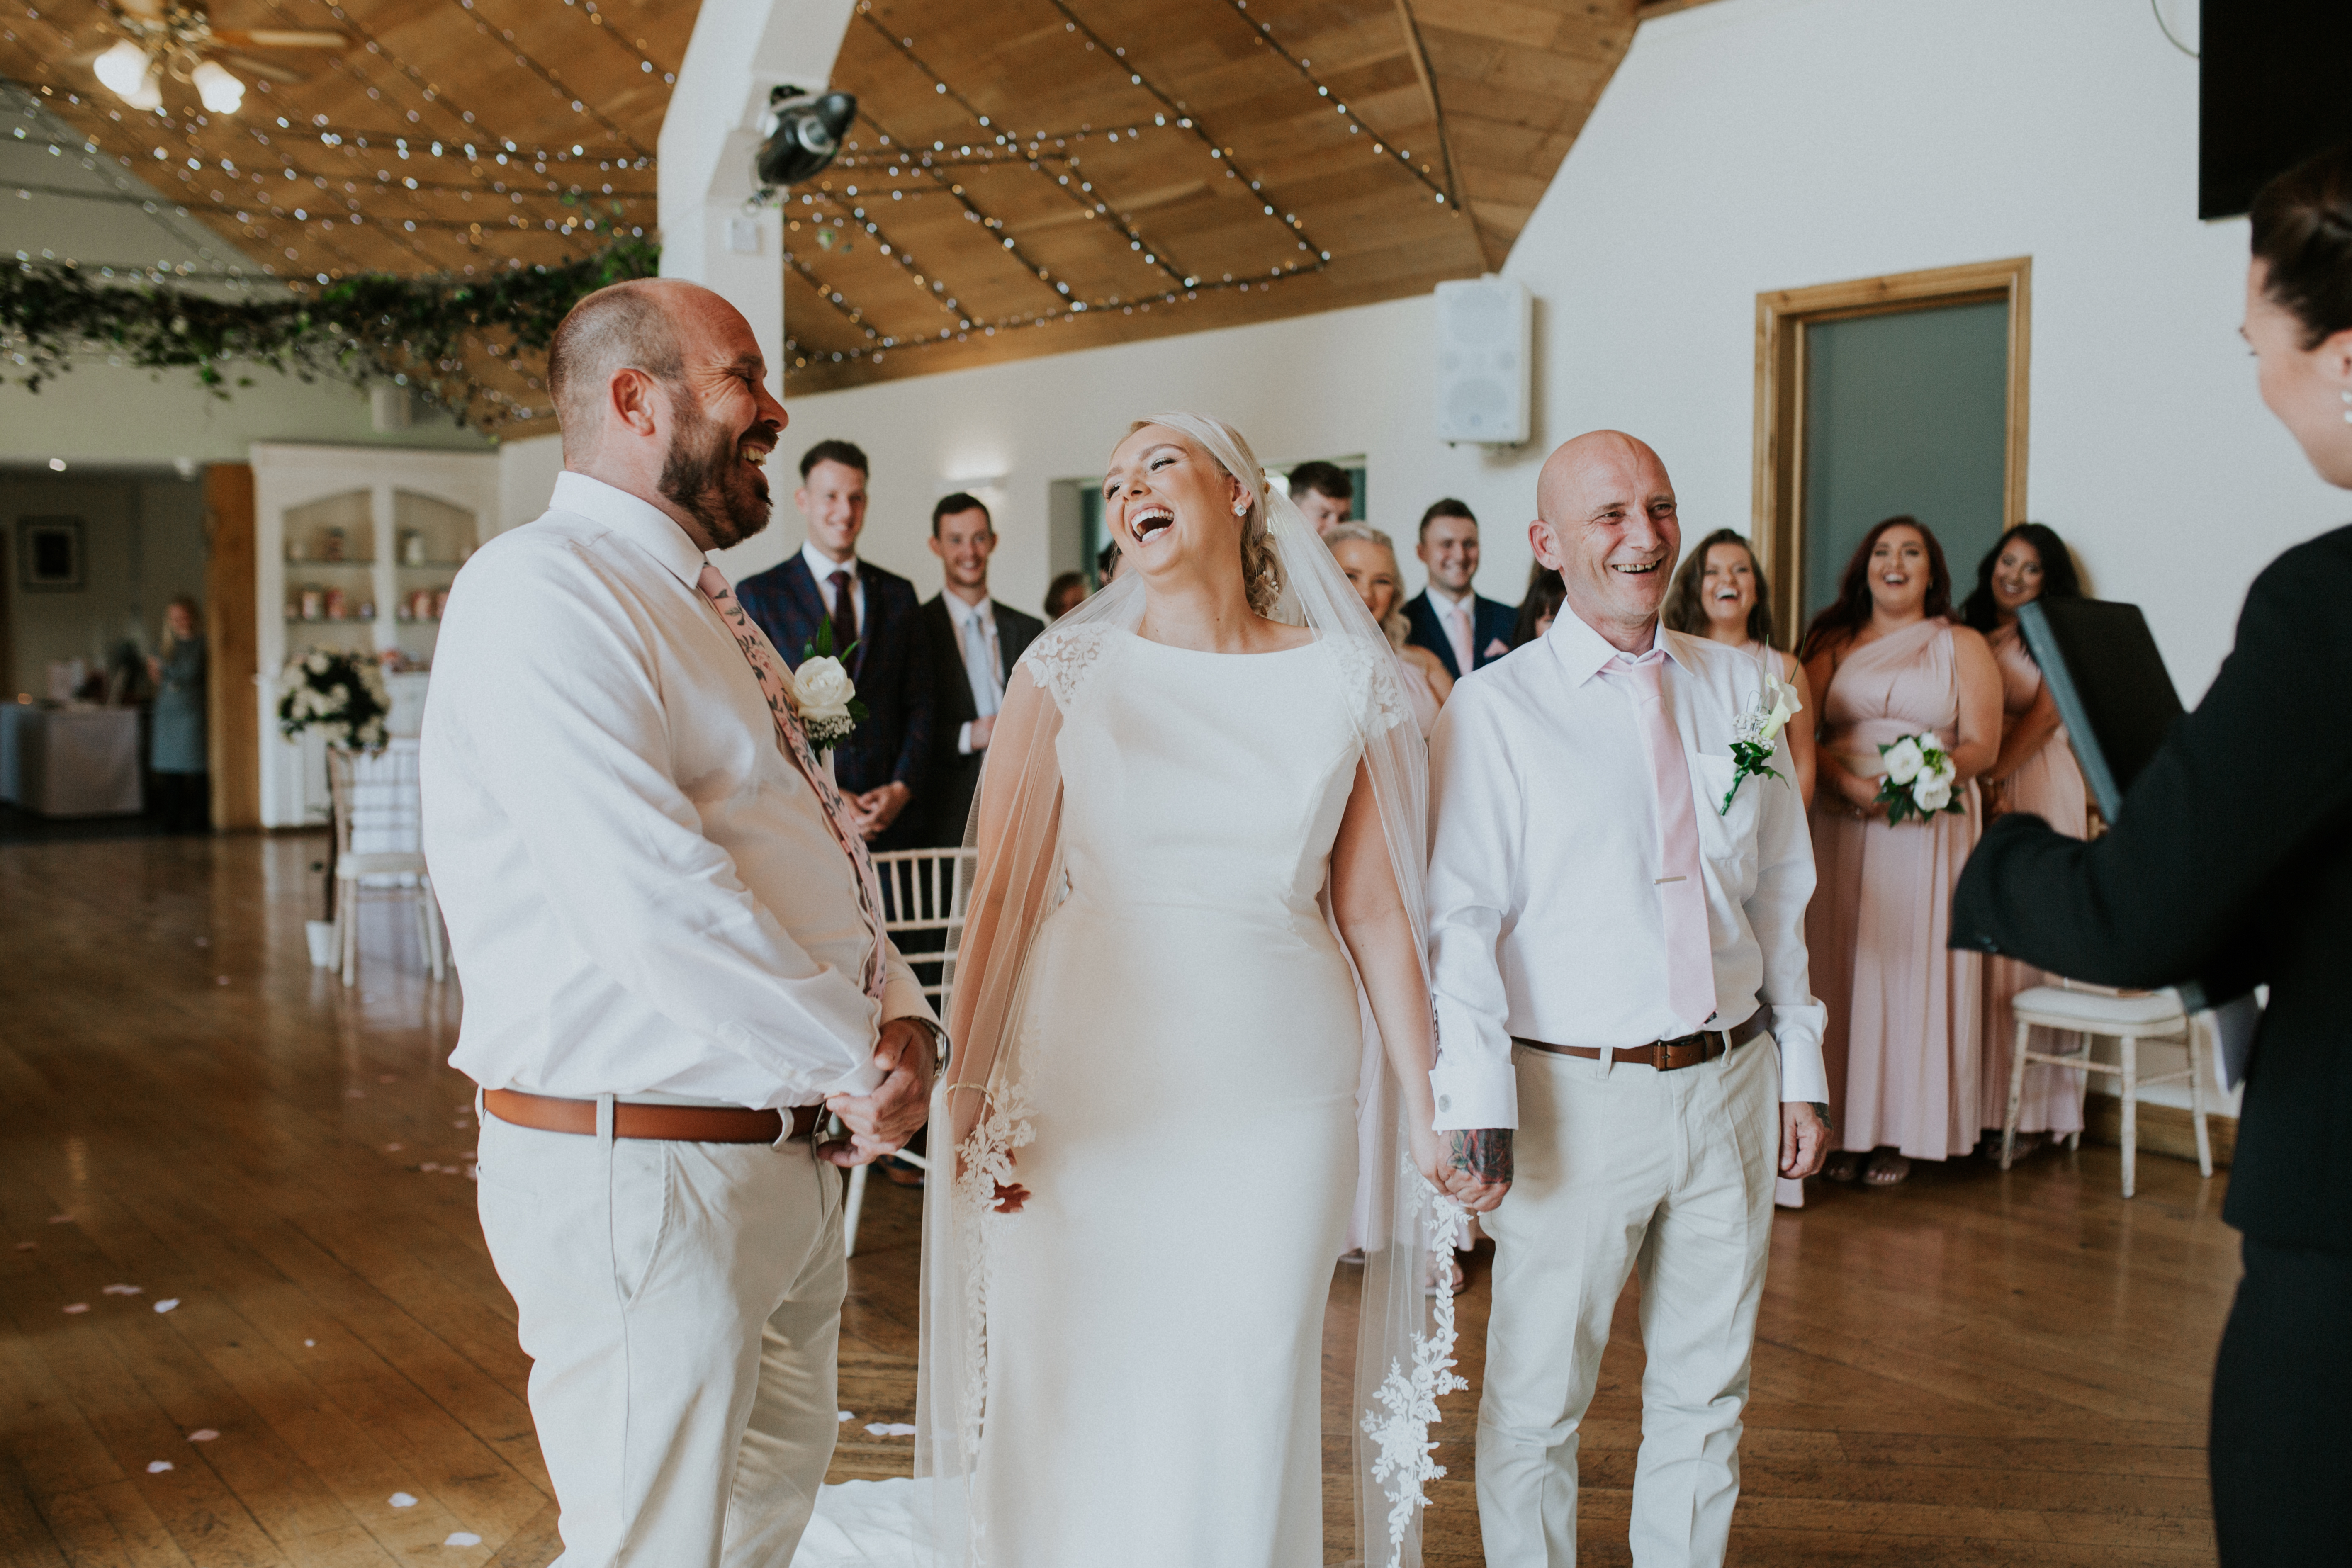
left=1807, top=617, right=1985, bottom=1160
left=1978, top=622, right=2092, bottom=1136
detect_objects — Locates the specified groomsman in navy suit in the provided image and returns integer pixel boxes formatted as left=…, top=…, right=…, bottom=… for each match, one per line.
left=917, top=492, right=1043, bottom=848
left=733, top=439, right=934, bottom=851
left=1406, top=499, right=1516, bottom=678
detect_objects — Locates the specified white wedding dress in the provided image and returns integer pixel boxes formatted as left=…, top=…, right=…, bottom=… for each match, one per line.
left=803, top=622, right=1396, bottom=1566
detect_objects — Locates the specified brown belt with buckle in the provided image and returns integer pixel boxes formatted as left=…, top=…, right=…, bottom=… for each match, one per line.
left=1515, top=1011, right=1770, bottom=1072
left=484, top=1089, right=822, bottom=1144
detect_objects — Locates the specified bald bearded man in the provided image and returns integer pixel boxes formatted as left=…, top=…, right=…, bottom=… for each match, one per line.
left=1425, top=432, right=1830, bottom=1567
left=423, top=279, right=940, bottom=1566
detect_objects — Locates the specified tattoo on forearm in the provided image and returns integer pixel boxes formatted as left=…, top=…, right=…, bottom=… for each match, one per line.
left=1448, top=1128, right=1513, bottom=1184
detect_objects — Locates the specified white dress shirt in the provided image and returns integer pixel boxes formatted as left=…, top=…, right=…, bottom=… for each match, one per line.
left=942, top=590, right=1003, bottom=756
left=1425, top=610, right=1827, bottom=1130
left=1426, top=582, right=1477, bottom=676
left=802, top=539, right=865, bottom=636
left=422, top=472, right=934, bottom=1110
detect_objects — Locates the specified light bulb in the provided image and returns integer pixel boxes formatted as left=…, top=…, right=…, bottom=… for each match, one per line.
left=192, top=60, right=244, bottom=114
left=94, top=39, right=154, bottom=102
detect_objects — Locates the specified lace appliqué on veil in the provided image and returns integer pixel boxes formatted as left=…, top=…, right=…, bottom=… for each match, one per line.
left=1021, top=623, right=1117, bottom=711
left=1362, top=1180, right=1472, bottom=1568
left=1322, top=631, right=1413, bottom=740
left=951, top=1082, right=1036, bottom=1567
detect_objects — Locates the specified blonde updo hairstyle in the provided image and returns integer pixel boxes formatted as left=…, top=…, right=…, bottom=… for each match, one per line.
left=1125, top=413, right=1283, bottom=618
left=1322, top=523, right=1411, bottom=650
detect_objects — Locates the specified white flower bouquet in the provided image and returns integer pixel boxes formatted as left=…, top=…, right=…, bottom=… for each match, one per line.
left=794, top=623, right=868, bottom=752
left=1720, top=668, right=1802, bottom=814
left=276, top=648, right=390, bottom=750
left=1873, top=732, right=1963, bottom=825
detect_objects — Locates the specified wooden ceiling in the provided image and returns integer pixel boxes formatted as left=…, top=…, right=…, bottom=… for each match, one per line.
left=786, top=0, right=1638, bottom=391
left=2, top=0, right=1640, bottom=407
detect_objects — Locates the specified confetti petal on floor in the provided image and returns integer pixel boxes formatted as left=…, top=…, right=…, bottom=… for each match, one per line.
left=14, top=1242, right=34, bottom=1250
left=48, top=1214, right=71, bottom=1224
left=304, top=1339, right=316, bottom=1347
left=389, top=1492, right=419, bottom=1508
left=102, top=1284, right=143, bottom=1295
left=153, top=1298, right=179, bottom=1313
left=385, top=1143, right=404, bottom=1152
left=864, top=1422, right=917, bottom=1437
left=147, top=1461, right=173, bottom=1473
left=63, top=1303, right=88, bottom=1314
left=216, top=976, right=230, bottom=985
left=445, top=1532, right=482, bottom=1547
left=838, top=1410, right=854, bottom=1422
left=187, top=1429, right=218, bottom=1442
left=345, top=1089, right=366, bottom=1099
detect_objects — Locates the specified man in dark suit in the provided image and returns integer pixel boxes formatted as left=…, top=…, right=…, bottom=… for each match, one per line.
left=1952, top=142, right=2352, bottom=1565
left=917, top=491, right=1042, bottom=847
left=1405, top=499, right=1515, bottom=678
left=732, top=439, right=934, bottom=850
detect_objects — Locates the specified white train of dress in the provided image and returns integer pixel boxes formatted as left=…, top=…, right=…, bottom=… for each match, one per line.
left=800, top=624, right=1392, bottom=1567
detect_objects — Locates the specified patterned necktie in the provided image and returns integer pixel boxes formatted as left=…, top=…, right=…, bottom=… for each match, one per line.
left=828, top=568, right=859, bottom=669
left=1602, top=650, right=1715, bottom=1034
left=696, top=565, right=886, bottom=1002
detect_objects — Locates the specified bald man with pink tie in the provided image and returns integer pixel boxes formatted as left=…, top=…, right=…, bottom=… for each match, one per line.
left=1426, top=432, right=1830, bottom=1568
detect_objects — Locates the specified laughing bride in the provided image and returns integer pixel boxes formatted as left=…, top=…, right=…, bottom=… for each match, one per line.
left=806, top=413, right=1503, bottom=1568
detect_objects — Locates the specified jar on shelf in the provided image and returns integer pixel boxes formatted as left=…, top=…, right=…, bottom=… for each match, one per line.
left=322, top=528, right=346, bottom=562
left=400, top=529, right=426, bottom=567
left=299, top=588, right=323, bottom=621
left=324, top=588, right=348, bottom=621
left=431, top=588, right=449, bottom=620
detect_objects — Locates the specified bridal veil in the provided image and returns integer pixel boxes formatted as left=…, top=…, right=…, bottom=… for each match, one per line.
left=922, top=412, right=1466, bottom=1567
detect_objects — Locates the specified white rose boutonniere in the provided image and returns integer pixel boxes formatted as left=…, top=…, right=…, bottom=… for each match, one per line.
left=794, top=622, right=869, bottom=752
left=1873, top=732, right=1964, bottom=825
left=1719, top=668, right=1802, bottom=814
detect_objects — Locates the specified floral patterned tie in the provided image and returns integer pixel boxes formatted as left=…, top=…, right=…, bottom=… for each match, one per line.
left=697, top=564, right=886, bottom=1002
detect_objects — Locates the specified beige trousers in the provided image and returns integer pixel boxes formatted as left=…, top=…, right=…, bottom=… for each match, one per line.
left=476, top=1104, right=845, bottom=1568
left=1476, top=1035, right=1778, bottom=1568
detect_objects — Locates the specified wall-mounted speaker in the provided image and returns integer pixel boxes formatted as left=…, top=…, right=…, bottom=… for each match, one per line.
left=1434, top=276, right=1531, bottom=446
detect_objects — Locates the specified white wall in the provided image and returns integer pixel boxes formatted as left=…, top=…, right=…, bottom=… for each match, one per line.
left=749, top=0, right=2316, bottom=705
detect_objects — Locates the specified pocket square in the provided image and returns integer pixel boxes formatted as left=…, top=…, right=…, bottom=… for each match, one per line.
left=1483, top=639, right=1510, bottom=658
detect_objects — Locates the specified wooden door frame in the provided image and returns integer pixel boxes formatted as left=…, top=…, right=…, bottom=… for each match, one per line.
left=1750, top=256, right=2031, bottom=647
left=204, top=462, right=260, bottom=831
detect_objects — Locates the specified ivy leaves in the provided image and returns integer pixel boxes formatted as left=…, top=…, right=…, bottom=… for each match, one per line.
left=0, top=238, right=658, bottom=429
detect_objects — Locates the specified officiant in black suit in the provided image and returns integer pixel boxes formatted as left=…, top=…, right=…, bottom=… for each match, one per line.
left=733, top=439, right=934, bottom=851
left=1951, top=145, right=2352, bottom=1568
left=918, top=492, right=1042, bottom=847
left=1405, top=499, right=1516, bottom=678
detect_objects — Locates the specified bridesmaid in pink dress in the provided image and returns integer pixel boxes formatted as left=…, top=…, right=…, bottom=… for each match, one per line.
left=1961, top=524, right=2092, bottom=1150
left=1800, top=518, right=2004, bottom=1186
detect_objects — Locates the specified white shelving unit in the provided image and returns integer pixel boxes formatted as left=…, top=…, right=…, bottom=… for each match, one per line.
left=253, top=443, right=500, bottom=829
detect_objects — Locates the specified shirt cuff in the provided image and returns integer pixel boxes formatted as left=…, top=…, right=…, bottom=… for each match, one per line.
left=1430, top=1057, right=1517, bottom=1132
left=1769, top=1011, right=1830, bottom=1103
left=957, top=720, right=975, bottom=756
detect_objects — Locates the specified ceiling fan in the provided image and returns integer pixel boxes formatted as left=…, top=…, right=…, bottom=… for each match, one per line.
left=90, top=2, right=351, bottom=114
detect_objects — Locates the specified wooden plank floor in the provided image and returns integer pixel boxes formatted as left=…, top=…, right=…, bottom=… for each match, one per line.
left=0, top=833, right=2232, bottom=1565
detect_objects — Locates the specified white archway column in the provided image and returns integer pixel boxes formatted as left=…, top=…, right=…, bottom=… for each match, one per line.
left=657, top=0, right=857, bottom=388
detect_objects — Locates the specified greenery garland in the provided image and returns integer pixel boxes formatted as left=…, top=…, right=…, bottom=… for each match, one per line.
left=0, top=237, right=659, bottom=430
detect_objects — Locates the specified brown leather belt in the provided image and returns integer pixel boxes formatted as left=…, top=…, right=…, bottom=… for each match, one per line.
left=1515, top=1011, right=1769, bottom=1072
left=484, top=1089, right=822, bottom=1145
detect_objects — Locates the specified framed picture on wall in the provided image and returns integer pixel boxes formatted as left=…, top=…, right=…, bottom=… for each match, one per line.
left=18, top=517, right=85, bottom=592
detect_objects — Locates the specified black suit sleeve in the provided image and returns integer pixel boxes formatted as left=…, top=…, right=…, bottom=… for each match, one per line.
left=1952, top=537, right=2352, bottom=988
left=888, top=582, right=935, bottom=793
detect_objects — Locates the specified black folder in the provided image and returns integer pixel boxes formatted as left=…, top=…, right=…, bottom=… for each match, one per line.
left=2014, top=597, right=2185, bottom=824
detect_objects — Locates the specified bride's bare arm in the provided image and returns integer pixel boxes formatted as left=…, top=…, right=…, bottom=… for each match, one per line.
left=1328, top=759, right=1508, bottom=1213
left=943, top=669, right=1063, bottom=1152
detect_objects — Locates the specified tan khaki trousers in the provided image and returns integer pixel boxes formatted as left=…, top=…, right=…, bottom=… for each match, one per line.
left=476, top=1105, right=845, bottom=1568
left=1477, top=1035, right=1778, bottom=1568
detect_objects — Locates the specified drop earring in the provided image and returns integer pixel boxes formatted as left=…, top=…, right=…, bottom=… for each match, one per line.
left=2341, top=388, right=2351, bottom=424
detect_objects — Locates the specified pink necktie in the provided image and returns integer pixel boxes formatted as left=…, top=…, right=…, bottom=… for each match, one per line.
left=697, top=564, right=886, bottom=1002
left=1604, top=651, right=1715, bottom=1034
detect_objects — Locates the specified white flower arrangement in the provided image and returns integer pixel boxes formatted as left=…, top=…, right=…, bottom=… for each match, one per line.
left=1874, top=732, right=1964, bottom=825
left=790, top=654, right=863, bottom=751
left=794, top=624, right=868, bottom=752
left=1720, top=667, right=1802, bottom=814
left=276, top=649, right=390, bottom=750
